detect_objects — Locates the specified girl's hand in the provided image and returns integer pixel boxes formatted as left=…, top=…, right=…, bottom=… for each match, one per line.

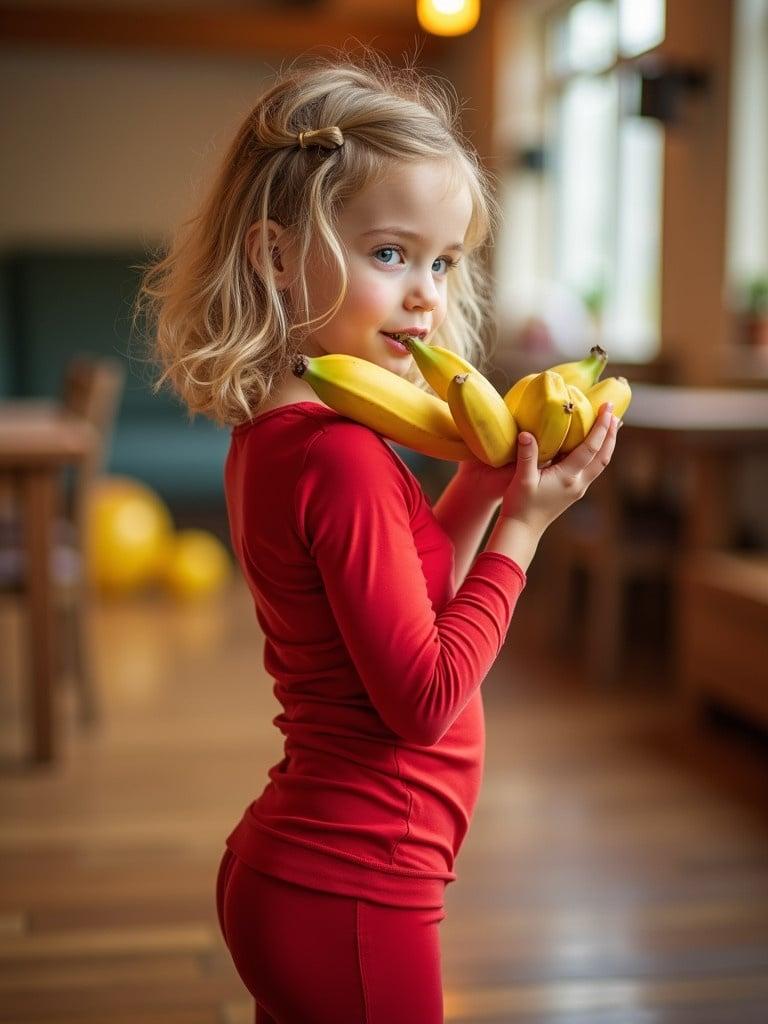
left=455, top=450, right=555, bottom=505
left=500, top=403, right=619, bottom=534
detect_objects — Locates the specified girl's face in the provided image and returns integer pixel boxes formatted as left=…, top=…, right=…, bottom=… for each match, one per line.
left=291, top=159, right=473, bottom=375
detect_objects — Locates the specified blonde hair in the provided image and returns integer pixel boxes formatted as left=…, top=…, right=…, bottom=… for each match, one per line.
left=134, top=46, right=503, bottom=428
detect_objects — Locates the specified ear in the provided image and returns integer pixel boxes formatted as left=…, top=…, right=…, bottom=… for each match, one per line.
left=246, top=219, right=291, bottom=286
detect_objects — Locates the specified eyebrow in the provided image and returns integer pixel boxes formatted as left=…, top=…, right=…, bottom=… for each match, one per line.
left=362, top=227, right=464, bottom=253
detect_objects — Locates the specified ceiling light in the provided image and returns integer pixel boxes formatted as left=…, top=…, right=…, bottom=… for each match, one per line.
left=417, top=0, right=480, bottom=37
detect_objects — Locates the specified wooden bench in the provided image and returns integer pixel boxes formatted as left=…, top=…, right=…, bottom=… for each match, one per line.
left=675, top=551, right=768, bottom=729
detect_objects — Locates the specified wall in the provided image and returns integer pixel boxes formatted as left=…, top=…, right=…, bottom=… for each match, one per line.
left=0, top=46, right=272, bottom=248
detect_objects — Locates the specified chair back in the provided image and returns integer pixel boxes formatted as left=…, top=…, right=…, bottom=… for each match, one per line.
left=61, top=355, right=125, bottom=524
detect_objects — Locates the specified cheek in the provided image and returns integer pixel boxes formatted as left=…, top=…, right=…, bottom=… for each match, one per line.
left=346, top=270, right=392, bottom=314
left=302, top=266, right=340, bottom=316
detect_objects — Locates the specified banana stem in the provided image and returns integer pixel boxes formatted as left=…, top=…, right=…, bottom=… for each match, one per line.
left=293, top=354, right=310, bottom=377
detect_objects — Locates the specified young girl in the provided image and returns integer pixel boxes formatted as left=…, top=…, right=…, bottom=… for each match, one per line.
left=138, top=50, right=619, bottom=1024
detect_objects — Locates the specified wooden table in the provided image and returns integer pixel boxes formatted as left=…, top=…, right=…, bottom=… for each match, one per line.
left=621, top=383, right=768, bottom=550
left=0, top=401, right=98, bottom=765
left=551, top=383, right=768, bottom=690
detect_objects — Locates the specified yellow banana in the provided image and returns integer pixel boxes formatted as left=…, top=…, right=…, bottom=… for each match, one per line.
left=547, top=345, right=608, bottom=390
left=446, top=372, right=519, bottom=468
left=513, top=370, right=574, bottom=464
left=502, top=372, right=537, bottom=417
left=559, top=384, right=597, bottom=456
left=292, top=353, right=473, bottom=462
left=398, top=335, right=476, bottom=401
left=586, top=376, right=632, bottom=420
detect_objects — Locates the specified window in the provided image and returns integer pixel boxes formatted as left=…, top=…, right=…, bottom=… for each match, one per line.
left=546, top=0, right=665, bottom=360
left=726, top=0, right=768, bottom=312
left=499, top=0, right=667, bottom=362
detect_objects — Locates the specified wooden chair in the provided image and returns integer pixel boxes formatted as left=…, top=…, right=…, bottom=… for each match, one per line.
left=546, top=456, right=683, bottom=687
left=0, top=356, right=125, bottom=725
left=675, top=550, right=768, bottom=728
left=543, top=355, right=682, bottom=687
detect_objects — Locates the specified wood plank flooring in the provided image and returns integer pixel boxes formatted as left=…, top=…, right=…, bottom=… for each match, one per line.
left=1, top=524, right=768, bottom=1023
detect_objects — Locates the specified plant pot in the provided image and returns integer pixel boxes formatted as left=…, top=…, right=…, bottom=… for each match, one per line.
left=743, top=314, right=768, bottom=347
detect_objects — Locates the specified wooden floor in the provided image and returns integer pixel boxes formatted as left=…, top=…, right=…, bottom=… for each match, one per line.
left=2, top=531, right=768, bottom=1023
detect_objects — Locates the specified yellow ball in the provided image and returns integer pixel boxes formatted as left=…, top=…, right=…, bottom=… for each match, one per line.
left=85, top=476, right=175, bottom=595
left=162, top=529, right=231, bottom=601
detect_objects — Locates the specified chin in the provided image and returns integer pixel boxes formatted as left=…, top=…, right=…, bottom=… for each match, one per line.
left=385, top=358, right=412, bottom=377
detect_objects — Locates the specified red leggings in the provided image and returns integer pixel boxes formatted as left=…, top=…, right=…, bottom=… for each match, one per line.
left=215, top=848, right=446, bottom=1023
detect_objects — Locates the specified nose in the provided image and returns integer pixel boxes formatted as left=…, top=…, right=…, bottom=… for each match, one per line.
left=404, top=266, right=439, bottom=312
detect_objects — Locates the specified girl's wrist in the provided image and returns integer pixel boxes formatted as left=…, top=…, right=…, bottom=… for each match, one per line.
left=454, top=459, right=504, bottom=507
left=482, top=514, right=543, bottom=575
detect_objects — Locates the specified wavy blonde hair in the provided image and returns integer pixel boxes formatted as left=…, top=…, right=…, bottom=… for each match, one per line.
left=134, top=46, right=502, bottom=428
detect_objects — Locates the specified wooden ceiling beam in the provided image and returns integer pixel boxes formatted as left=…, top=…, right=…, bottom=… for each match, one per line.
left=0, top=4, right=446, bottom=61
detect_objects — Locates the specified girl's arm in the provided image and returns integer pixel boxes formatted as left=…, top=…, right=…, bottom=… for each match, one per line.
left=431, top=465, right=503, bottom=591
left=433, top=455, right=534, bottom=588
left=296, top=425, right=527, bottom=747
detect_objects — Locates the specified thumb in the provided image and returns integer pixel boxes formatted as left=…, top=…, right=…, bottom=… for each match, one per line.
left=516, top=432, right=539, bottom=479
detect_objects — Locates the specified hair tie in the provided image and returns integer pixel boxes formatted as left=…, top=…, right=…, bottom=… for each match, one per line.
left=297, top=126, right=345, bottom=150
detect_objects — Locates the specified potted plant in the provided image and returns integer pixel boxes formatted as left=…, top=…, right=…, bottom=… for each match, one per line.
left=742, top=273, right=768, bottom=346
left=581, top=277, right=607, bottom=343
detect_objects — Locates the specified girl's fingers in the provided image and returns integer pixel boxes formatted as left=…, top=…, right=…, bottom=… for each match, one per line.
left=581, top=409, right=619, bottom=486
left=556, top=403, right=615, bottom=478
left=514, top=432, right=540, bottom=486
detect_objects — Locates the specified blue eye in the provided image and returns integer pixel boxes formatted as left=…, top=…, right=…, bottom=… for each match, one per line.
left=373, top=247, right=403, bottom=267
left=373, top=245, right=460, bottom=275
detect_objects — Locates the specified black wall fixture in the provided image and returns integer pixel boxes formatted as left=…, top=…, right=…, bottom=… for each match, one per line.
left=638, top=60, right=711, bottom=124
left=508, top=144, right=549, bottom=174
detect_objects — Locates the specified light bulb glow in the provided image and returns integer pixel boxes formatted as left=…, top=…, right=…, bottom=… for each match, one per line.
left=417, top=0, right=481, bottom=37
left=434, top=0, right=465, bottom=13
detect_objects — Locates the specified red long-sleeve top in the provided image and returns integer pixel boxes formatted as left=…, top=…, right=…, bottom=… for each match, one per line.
left=223, top=401, right=527, bottom=909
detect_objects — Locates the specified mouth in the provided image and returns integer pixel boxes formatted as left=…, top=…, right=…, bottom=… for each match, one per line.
left=381, top=332, right=415, bottom=354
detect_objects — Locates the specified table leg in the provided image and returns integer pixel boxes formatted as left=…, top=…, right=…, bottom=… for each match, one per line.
left=21, top=469, right=57, bottom=764
left=585, top=470, right=625, bottom=689
left=686, top=451, right=734, bottom=550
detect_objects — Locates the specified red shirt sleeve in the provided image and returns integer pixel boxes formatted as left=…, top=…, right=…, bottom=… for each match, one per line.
left=294, top=422, right=527, bottom=747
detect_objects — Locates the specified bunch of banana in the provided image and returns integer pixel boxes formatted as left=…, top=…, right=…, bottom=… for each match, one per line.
left=292, top=352, right=473, bottom=462
left=292, top=339, right=631, bottom=469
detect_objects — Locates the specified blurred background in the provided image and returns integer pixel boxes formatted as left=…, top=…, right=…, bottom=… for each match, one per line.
left=1, top=1, right=767, bottom=1021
